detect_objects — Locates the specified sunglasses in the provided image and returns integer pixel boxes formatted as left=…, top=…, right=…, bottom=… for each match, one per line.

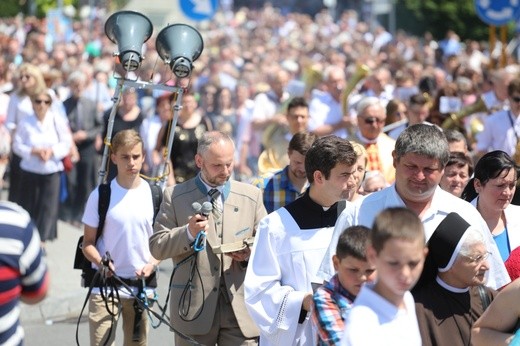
left=511, top=96, right=520, bottom=103
left=20, top=74, right=32, bottom=81
left=34, top=99, right=51, bottom=105
left=363, top=117, right=385, bottom=125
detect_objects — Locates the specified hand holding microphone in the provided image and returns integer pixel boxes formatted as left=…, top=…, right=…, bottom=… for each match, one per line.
left=189, top=202, right=213, bottom=251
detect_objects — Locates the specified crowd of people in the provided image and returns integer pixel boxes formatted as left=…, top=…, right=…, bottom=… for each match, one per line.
left=3, top=2, right=520, bottom=345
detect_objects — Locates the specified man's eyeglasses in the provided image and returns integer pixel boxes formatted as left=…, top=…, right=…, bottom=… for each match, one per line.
left=462, top=251, right=491, bottom=264
left=363, top=117, right=385, bottom=125
left=511, top=96, right=520, bottom=103
left=34, top=99, right=51, bottom=105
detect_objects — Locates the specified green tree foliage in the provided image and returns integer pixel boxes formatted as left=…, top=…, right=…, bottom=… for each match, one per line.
left=0, top=0, right=25, bottom=17
left=0, top=0, right=79, bottom=18
left=395, top=0, right=503, bottom=41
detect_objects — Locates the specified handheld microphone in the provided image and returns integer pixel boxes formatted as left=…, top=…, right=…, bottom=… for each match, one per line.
left=191, top=202, right=211, bottom=252
left=200, top=201, right=212, bottom=218
left=191, top=202, right=202, bottom=214
left=191, top=201, right=213, bottom=218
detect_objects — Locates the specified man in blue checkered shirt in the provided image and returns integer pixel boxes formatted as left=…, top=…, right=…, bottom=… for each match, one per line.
left=262, top=132, right=317, bottom=213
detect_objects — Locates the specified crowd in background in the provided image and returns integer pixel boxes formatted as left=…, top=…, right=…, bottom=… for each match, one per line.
left=0, top=3, right=515, bottom=242
left=5, top=3, right=520, bottom=345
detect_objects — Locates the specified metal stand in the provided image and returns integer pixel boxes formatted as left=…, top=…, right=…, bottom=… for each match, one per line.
left=156, top=88, right=184, bottom=188
left=97, top=77, right=184, bottom=187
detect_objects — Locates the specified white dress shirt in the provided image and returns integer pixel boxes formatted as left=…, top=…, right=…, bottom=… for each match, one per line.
left=309, top=90, right=348, bottom=138
left=318, top=185, right=511, bottom=290
left=13, top=111, right=72, bottom=174
left=476, top=109, right=520, bottom=156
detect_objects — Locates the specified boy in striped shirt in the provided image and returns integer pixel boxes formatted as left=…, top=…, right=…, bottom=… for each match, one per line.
left=0, top=201, right=49, bottom=345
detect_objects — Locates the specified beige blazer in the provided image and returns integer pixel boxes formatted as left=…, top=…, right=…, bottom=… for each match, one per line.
left=150, top=176, right=267, bottom=337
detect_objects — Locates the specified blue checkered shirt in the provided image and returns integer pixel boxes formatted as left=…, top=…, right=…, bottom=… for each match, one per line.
left=262, top=166, right=307, bottom=213
left=312, top=274, right=356, bottom=346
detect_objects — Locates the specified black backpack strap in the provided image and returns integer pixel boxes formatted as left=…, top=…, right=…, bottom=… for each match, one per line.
left=149, top=183, right=162, bottom=225
left=97, top=183, right=111, bottom=241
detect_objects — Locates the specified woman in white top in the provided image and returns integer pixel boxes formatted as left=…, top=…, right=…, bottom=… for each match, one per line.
left=12, top=88, right=71, bottom=246
left=462, top=150, right=520, bottom=263
left=5, top=63, right=47, bottom=204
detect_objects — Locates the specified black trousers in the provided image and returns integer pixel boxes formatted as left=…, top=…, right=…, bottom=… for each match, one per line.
left=62, top=145, right=99, bottom=222
left=7, top=153, right=22, bottom=204
left=19, top=170, right=61, bottom=242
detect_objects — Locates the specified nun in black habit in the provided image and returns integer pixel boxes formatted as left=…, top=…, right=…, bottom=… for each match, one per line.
left=412, top=212, right=498, bottom=346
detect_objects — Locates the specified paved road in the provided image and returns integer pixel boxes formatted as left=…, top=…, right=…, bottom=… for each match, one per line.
left=20, top=220, right=176, bottom=345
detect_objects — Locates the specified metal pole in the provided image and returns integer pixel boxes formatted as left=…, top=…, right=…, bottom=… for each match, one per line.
left=97, top=78, right=124, bottom=185
left=95, top=76, right=183, bottom=186
left=490, top=25, right=496, bottom=70
left=389, top=0, right=396, bottom=36
left=501, top=25, right=508, bottom=68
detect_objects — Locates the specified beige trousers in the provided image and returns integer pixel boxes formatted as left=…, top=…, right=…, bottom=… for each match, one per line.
left=88, top=294, right=149, bottom=346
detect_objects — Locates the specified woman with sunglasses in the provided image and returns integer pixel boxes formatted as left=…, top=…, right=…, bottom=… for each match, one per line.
left=12, top=88, right=71, bottom=249
left=462, top=150, right=520, bottom=263
left=5, top=63, right=47, bottom=205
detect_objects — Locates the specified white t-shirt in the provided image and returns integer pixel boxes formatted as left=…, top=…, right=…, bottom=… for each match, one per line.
left=139, top=115, right=163, bottom=174
left=82, top=178, right=155, bottom=296
left=341, top=284, right=421, bottom=346
left=309, top=90, right=348, bottom=139
left=475, top=109, right=519, bottom=156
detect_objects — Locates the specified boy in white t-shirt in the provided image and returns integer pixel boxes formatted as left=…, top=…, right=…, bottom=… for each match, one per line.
left=341, top=207, right=428, bottom=346
left=82, top=129, right=160, bottom=346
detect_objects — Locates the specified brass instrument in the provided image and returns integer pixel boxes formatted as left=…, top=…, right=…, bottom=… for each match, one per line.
left=441, top=98, right=488, bottom=130
left=258, top=123, right=290, bottom=177
left=342, top=64, right=370, bottom=115
left=469, top=116, right=485, bottom=137
left=302, top=63, right=323, bottom=94
left=382, top=118, right=408, bottom=133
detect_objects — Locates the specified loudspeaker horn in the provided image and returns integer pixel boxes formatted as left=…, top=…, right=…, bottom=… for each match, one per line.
left=156, top=24, right=204, bottom=79
left=105, top=11, right=153, bottom=71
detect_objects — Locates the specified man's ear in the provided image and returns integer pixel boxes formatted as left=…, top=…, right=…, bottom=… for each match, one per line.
left=313, top=170, right=324, bottom=184
left=195, top=153, right=202, bottom=169
left=392, top=150, right=397, bottom=168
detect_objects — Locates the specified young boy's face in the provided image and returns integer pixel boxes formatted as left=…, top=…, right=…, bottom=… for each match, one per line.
left=111, top=143, right=144, bottom=178
left=367, top=238, right=427, bottom=307
left=333, top=255, right=376, bottom=297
